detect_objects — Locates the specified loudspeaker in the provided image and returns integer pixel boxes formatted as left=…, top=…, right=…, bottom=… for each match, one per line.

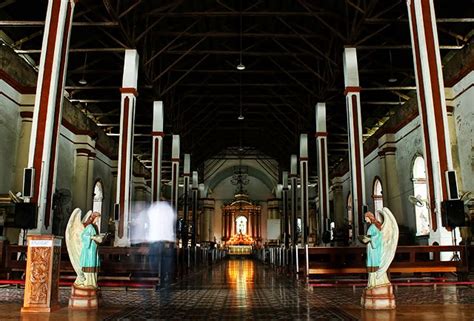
left=114, top=203, right=120, bottom=221
left=445, top=170, right=459, bottom=200
left=14, top=203, right=37, bottom=229
left=22, top=168, right=35, bottom=198
left=441, top=200, right=465, bottom=228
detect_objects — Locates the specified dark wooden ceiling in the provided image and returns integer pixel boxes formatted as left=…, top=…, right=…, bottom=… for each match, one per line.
left=1, top=0, right=472, bottom=180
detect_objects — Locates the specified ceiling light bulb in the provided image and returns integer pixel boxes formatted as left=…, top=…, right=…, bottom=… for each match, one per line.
left=236, top=63, right=245, bottom=71
left=78, top=78, right=87, bottom=85
left=388, top=77, right=397, bottom=83
left=238, top=114, right=245, bottom=120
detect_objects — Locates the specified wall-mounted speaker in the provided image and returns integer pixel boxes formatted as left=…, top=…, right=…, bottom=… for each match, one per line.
left=22, top=168, right=35, bottom=198
left=445, top=170, right=459, bottom=200
left=114, top=203, right=120, bottom=221
left=441, top=199, right=465, bottom=228
left=14, top=203, right=37, bottom=229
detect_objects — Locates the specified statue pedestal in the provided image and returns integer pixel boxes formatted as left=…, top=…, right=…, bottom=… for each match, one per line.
left=361, top=284, right=396, bottom=310
left=21, top=235, right=62, bottom=313
left=68, top=284, right=99, bottom=309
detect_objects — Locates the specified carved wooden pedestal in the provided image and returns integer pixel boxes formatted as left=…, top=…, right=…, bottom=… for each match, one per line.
left=361, top=284, right=396, bottom=310
left=21, top=235, right=62, bottom=313
left=69, top=284, right=99, bottom=309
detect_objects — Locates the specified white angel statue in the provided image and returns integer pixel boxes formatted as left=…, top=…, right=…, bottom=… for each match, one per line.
left=66, top=209, right=106, bottom=289
left=359, top=207, right=399, bottom=289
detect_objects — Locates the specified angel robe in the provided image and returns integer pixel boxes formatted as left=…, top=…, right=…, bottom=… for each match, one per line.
left=80, top=224, right=100, bottom=273
left=366, top=223, right=382, bottom=272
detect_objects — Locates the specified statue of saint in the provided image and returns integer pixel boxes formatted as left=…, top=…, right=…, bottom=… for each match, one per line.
left=359, top=208, right=399, bottom=289
left=66, top=209, right=106, bottom=289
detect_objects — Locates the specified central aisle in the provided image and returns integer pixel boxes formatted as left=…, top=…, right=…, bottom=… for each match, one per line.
left=105, top=259, right=358, bottom=320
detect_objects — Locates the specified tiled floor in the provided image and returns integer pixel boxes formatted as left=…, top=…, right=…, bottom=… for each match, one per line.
left=0, top=259, right=473, bottom=320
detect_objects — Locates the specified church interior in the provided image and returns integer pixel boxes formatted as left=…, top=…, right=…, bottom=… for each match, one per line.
left=0, top=0, right=473, bottom=320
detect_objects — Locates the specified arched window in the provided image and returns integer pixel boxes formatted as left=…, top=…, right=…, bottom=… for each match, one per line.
left=412, top=156, right=430, bottom=236
left=92, top=180, right=104, bottom=231
left=347, top=192, right=353, bottom=239
left=373, top=178, right=383, bottom=215
left=235, top=215, right=248, bottom=235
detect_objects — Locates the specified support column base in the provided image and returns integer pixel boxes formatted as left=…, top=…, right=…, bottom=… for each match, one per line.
left=68, top=284, right=100, bottom=310
left=21, top=305, right=61, bottom=313
left=361, top=284, right=396, bottom=310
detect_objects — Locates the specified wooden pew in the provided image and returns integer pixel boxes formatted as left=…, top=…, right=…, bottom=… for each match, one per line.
left=298, top=245, right=469, bottom=281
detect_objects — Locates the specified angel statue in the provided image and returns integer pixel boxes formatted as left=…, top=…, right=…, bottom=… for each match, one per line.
left=359, top=208, right=399, bottom=289
left=66, top=209, right=106, bottom=289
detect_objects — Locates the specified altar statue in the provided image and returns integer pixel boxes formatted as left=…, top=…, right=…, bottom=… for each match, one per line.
left=359, top=208, right=399, bottom=309
left=65, top=208, right=106, bottom=309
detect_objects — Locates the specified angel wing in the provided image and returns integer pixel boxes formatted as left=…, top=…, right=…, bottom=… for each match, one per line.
left=376, top=207, right=399, bottom=279
left=65, top=208, right=88, bottom=285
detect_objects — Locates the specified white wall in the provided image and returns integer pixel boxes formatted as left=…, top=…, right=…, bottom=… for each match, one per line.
left=452, top=71, right=474, bottom=193
left=0, top=80, right=21, bottom=193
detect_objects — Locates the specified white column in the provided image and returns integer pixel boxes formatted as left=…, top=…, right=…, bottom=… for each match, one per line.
left=290, top=154, right=298, bottom=245
left=182, top=153, right=191, bottom=246
left=191, top=171, right=199, bottom=246
left=282, top=171, right=289, bottom=247
left=151, top=101, right=164, bottom=202
left=343, top=47, right=366, bottom=238
left=315, top=102, right=330, bottom=239
left=407, top=0, right=456, bottom=245
left=171, top=135, right=180, bottom=211
left=115, top=49, right=139, bottom=247
left=25, top=0, right=76, bottom=233
left=299, top=134, right=309, bottom=245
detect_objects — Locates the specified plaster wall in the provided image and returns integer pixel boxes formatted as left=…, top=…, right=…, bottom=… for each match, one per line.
left=451, top=71, right=474, bottom=193
left=363, top=148, right=382, bottom=214
left=0, top=80, right=21, bottom=193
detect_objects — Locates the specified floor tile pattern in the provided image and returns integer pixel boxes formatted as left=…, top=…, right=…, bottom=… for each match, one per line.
left=1, top=259, right=473, bottom=320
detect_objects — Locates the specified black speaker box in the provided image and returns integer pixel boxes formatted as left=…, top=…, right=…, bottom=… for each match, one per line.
left=441, top=200, right=465, bottom=228
left=14, top=203, right=37, bottom=229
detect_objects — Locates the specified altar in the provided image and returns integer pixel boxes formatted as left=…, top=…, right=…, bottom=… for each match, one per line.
left=227, top=232, right=254, bottom=255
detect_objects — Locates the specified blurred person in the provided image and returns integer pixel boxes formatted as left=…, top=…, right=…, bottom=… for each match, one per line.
left=147, top=201, right=177, bottom=290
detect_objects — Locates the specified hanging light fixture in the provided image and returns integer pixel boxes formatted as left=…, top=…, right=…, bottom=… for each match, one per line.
left=78, top=53, right=88, bottom=85
left=238, top=72, right=244, bottom=120
left=236, top=8, right=245, bottom=70
left=387, top=50, right=397, bottom=83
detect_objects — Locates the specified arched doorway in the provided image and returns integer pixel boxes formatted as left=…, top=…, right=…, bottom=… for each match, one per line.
left=412, top=156, right=430, bottom=236
left=373, top=178, right=383, bottom=218
left=92, top=180, right=104, bottom=232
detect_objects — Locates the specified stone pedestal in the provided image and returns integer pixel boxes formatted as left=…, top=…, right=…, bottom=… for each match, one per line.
left=361, top=284, right=396, bottom=310
left=21, top=235, right=62, bottom=313
left=68, top=284, right=99, bottom=309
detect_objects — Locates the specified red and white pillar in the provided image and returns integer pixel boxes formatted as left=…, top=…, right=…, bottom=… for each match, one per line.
left=290, top=154, right=298, bottom=245
left=343, top=47, right=366, bottom=238
left=191, top=171, right=199, bottom=247
left=182, top=153, right=191, bottom=246
left=151, top=101, right=164, bottom=202
left=315, top=102, right=330, bottom=240
left=115, top=49, right=139, bottom=247
left=171, top=135, right=180, bottom=211
left=282, top=171, right=289, bottom=247
left=299, top=134, right=309, bottom=245
left=407, top=0, right=455, bottom=244
left=25, top=0, right=76, bottom=233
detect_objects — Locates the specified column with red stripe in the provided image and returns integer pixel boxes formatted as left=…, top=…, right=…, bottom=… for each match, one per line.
left=343, top=47, right=366, bottom=240
left=115, top=49, right=139, bottom=247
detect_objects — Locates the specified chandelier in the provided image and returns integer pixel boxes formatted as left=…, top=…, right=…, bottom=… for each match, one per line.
left=230, top=165, right=249, bottom=194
